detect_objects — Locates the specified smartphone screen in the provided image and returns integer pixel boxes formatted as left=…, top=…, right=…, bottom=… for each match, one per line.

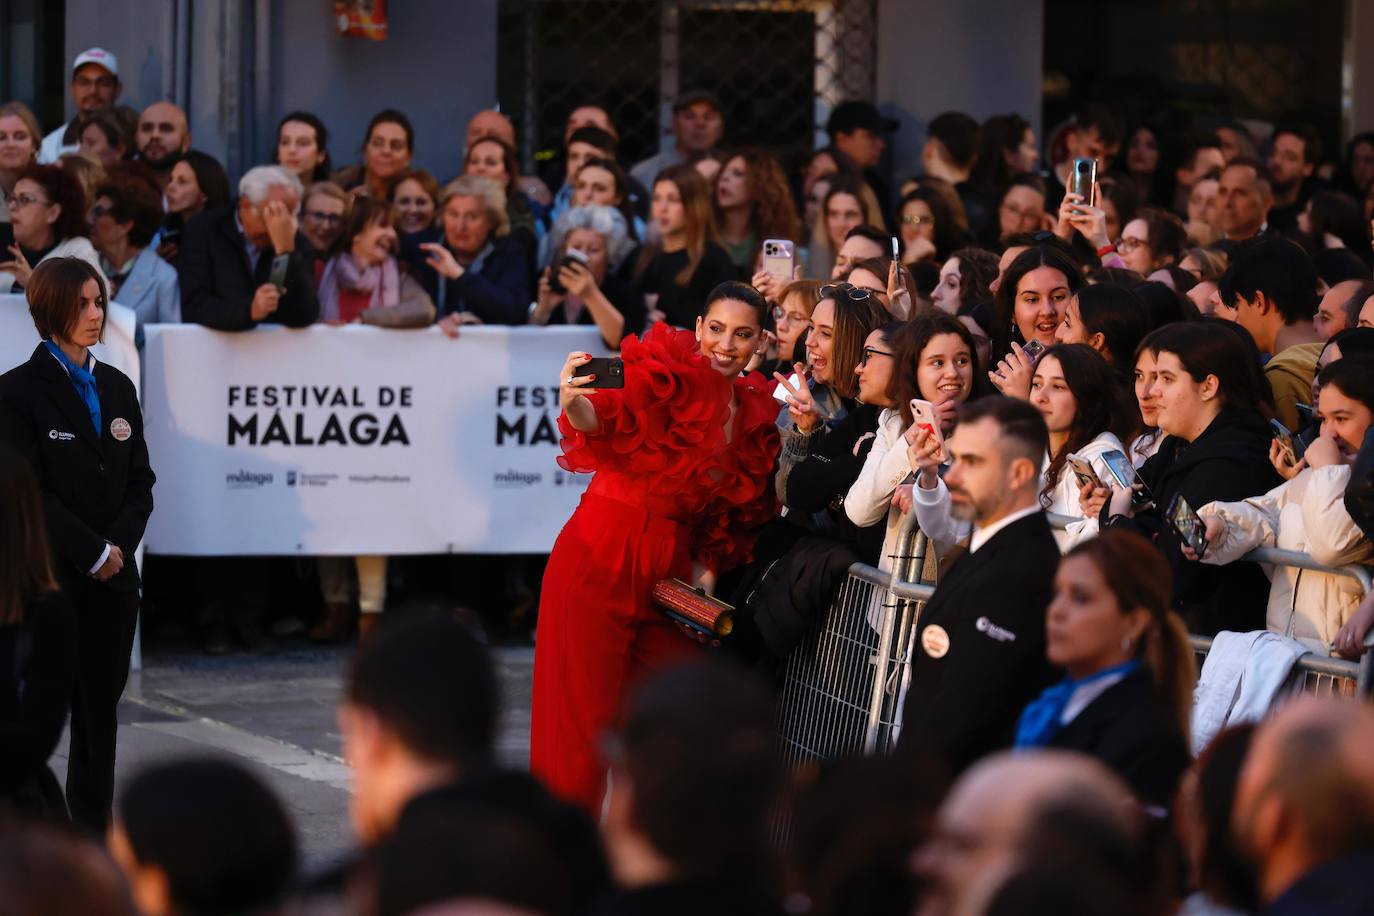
left=891, top=236, right=900, bottom=260
left=268, top=253, right=291, bottom=292
left=1099, top=450, right=1135, bottom=489
left=1169, top=493, right=1207, bottom=558
left=773, top=372, right=803, bottom=404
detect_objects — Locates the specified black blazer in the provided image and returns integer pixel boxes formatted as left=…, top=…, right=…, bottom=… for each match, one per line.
left=1047, top=666, right=1190, bottom=811
left=179, top=203, right=320, bottom=331
left=1346, top=425, right=1374, bottom=541
left=0, top=346, right=155, bottom=591
left=898, top=511, right=1060, bottom=771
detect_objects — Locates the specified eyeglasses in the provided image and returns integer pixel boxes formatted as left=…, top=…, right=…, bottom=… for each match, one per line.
left=859, top=346, right=894, bottom=367
left=4, top=192, right=51, bottom=209
left=1116, top=237, right=1149, bottom=253
left=901, top=214, right=933, bottom=226
left=771, top=306, right=812, bottom=325
left=819, top=283, right=875, bottom=304
left=304, top=210, right=342, bottom=225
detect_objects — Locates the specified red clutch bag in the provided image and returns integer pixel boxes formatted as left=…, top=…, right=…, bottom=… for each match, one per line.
left=652, top=579, right=735, bottom=643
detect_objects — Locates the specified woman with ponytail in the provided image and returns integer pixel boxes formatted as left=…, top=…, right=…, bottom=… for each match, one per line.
left=1015, top=529, right=1193, bottom=812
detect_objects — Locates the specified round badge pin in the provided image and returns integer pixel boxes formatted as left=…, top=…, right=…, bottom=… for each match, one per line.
left=110, top=417, right=132, bottom=442
left=921, top=624, right=951, bottom=659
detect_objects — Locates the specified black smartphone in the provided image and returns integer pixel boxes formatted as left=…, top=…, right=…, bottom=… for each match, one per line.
left=1069, top=157, right=1097, bottom=205
left=0, top=221, right=13, bottom=253
left=1168, top=493, right=1208, bottom=559
left=268, top=253, right=291, bottom=293
left=549, top=247, right=591, bottom=295
left=572, top=357, right=625, bottom=389
left=1294, top=402, right=1315, bottom=429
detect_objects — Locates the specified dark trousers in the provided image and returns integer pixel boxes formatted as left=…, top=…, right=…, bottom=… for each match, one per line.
left=62, top=575, right=139, bottom=833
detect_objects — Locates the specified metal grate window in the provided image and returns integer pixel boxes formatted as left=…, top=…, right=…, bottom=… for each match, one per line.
left=498, top=0, right=877, bottom=184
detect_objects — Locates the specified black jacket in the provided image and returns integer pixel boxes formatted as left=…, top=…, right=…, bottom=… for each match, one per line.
left=1264, top=852, right=1374, bottom=916
left=400, top=229, right=532, bottom=326
left=1115, top=408, right=1282, bottom=635
left=1046, top=666, right=1190, bottom=811
left=546, top=273, right=647, bottom=345
left=592, top=880, right=787, bottom=916
left=1345, top=425, right=1374, bottom=541
left=0, top=591, right=77, bottom=817
left=785, top=401, right=886, bottom=561
left=0, top=346, right=155, bottom=591
left=634, top=243, right=739, bottom=329
left=179, top=203, right=320, bottom=330
left=898, top=511, right=1060, bottom=771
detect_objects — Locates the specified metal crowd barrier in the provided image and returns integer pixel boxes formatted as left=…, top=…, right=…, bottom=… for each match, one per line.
left=776, top=512, right=930, bottom=769
left=776, top=510, right=1374, bottom=770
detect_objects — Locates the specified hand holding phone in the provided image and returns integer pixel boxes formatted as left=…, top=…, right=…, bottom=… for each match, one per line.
left=268, top=253, right=291, bottom=293
left=1069, top=157, right=1097, bottom=205
left=1168, top=493, right=1209, bottom=560
left=761, top=239, right=796, bottom=282
left=907, top=399, right=947, bottom=463
left=1100, top=449, right=1153, bottom=509
left=1065, top=452, right=1102, bottom=490
left=572, top=356, right=625, bottom=389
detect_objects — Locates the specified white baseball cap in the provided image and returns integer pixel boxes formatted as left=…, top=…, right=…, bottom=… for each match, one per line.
left=72, top=47, right=119, bottom=78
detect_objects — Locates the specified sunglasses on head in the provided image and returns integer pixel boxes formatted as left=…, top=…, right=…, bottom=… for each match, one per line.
left=819, top=283, right=874, bottom=303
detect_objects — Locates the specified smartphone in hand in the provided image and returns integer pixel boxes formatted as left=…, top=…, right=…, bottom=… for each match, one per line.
left=1065, top=452, right=1102, bottom=490
left=572, top=357, right=625, bottom=389
left=268, top=253, right=291, bottom=293
left=1021, top=339, right=1046, bottom=361
left=910, top=399, right=947, bottom=462
left=1069, top=157, right=1097, bottom=205
left=761, top=239, right=795, bottom=281
left=1168, top=493, right=1208, bottom=559
left=1100, top=449, right=1153, bottom=509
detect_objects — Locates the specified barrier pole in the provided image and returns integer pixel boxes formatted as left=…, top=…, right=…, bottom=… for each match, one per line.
left=864, top=510, right=921, bottom=753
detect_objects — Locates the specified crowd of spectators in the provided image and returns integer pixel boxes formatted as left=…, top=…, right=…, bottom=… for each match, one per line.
left=7, top=42, right=1374, bottom=916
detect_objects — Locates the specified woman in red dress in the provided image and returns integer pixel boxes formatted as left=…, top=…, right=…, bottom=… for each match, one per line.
left=531, top=280, right=780, bottom=812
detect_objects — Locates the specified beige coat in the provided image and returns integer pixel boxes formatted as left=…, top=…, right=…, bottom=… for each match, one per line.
left=1201, top=465, right=1373, bottom=653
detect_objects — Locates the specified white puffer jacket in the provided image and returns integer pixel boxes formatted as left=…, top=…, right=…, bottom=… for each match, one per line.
left=1199, top=464, right=1373, bottom=653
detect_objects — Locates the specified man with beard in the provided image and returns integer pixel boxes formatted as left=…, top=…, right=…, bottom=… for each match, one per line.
left=898, top=396, right=1060, bottom=771
left=38, top=49, right=122, bottom=163
left=1265, top=122, right=1321, bottom=239
left=134, top=102, right=191, bottom=190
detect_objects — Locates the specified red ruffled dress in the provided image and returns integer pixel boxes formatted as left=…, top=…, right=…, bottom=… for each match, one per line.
left=530, top=326, right=780, bottom=812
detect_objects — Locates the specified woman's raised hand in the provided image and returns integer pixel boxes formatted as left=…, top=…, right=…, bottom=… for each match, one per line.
left=1268, top=438, right=1306, bottom=480
left=887, top=260, right=913, bottom=320
left=989, top=341, right=1034, bottom=400
left=773, top=362, right=823, bottom=433
left=559, top=351, right=597, bottom=412
left=905, top=425, right=943, bottom=489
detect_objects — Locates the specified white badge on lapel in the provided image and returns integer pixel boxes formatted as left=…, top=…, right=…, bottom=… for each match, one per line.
left=110, top=417, right=131, bottom=441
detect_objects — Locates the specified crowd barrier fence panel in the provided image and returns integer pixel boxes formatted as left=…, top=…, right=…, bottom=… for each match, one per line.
left=778, top=511, right=1374, bottom=770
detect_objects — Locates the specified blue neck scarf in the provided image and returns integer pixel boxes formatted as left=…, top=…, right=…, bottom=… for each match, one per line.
left=1014, top=660, right=1141, bottom=749
left=43, top=340, right=101, bottom=436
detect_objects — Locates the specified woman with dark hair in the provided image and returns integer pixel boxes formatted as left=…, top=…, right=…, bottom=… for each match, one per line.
left=158, top=150, right=230, bottom=264
left=1133, top=279, right=1199, bottom=329
left=1190, top=356, right=1374, bottom=655
left=857, top=311, right=987, bottom=565
left=1119, top=125, right=1169, bottom=207
left=1055, top=283, right=1149, bottom=381
left=971, top=113, right=1038, bottom=199
left=1029, top=343, right=1130, bottom=549
left=0, top=163, right=106, bottom=294
left=318, top=196, right=435, bottom=328
left=633, top=164, right=737, bottom=329
left=931, top=246, right=999, bottom=317
left=1298, top=190, right=1371, bottom=264
left=0, top=257, right=155, bottom=831
left=772, top=283, right=889, bottom=502
left=1100, top=321, right=1282, bottom=634
left=0, top=445, right=76, bottom=820
left=332, top=109, right=414, bottom=201
left=76, top=109, right=130, bottom=170
left=88, top=169, right=180, bottom=348
left=1334, top=131, right=1374, bottom=200
left=1118, top=207, right=1187, bottom=277
left=571, top=156, right=642, bottom=243
left=534, top=282, right=780, bottom=813
left=988, top=244, right=1085, bottom=398
left=274, top=111, right=332, bottom=186
left=988, top=173, right=1049, bottom=247
left=712, top=147, right=803, bottom=274
left=1016, top=529, right=1192, bottom=811
left=896, top=186, right=963, bottom=266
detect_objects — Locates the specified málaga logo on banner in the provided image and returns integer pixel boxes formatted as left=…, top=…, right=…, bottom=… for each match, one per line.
left=225, top=469, right=274, bottom=489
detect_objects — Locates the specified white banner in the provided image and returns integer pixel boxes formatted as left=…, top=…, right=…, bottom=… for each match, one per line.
left=1, top=294, right=141, bottom=394
left=141, top=324, right=607, bottom=555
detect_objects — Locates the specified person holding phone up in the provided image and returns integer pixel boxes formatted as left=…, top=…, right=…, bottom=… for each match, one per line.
left=531, top=282, right=779, bottom=815
left=0, top=258, right=155, bottom=831
left=529, top=205, right=643, bottom=348
left=1089, top=322, right=1280, bottom=636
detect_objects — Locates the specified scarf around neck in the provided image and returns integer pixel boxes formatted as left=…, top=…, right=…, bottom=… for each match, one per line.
left=319, top=253, right=400, bottom=323
left=43, top=339, right=101, bottom=435
left=1014, top=660, right=1141, bottom=749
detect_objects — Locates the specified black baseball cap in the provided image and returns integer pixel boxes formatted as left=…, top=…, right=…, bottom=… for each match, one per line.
left=673, top=88, right=724, bottom=114
left=827, top=100, right=899, bottom=136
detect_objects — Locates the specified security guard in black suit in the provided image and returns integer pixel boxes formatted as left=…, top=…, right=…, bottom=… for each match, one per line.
left=898, top=397, right=1059, bottom=772
left=0, top=257, right=154, bottom=831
